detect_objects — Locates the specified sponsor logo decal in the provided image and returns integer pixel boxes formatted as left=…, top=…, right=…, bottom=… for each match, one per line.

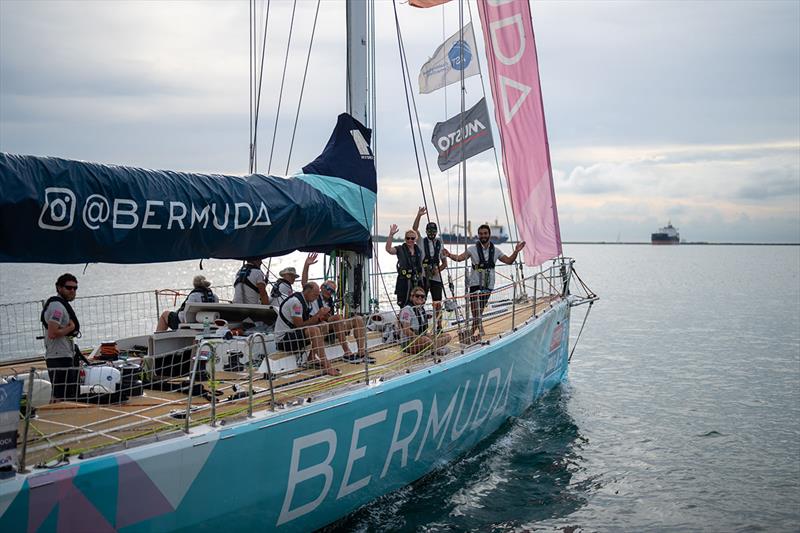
left=38, top=187, right=272, bottom=233
left=447, top=39, right=472, bottom=70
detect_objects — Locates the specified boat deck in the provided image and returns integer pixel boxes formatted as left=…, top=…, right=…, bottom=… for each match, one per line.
left=2, top=291, right=565, bottom=469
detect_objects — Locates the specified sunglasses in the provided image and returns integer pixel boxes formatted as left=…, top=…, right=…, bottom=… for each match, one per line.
left=405, top=236, right=416, bottom=241
left=321, top=284, right=334, bottom=292
left=412, top=293, right=425, bottom=298
left=63, top=285, right=78, bottom=291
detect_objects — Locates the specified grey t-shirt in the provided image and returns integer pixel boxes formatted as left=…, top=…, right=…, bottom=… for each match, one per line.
left=467, top=244, right=507, bottom=290
left=43, top=300, right=74, bottom=359
left=232, top=268, right=266, bottom=305
left=275, top=294, right=311, bottom=337
left=398, top=304, right=428, bottom=343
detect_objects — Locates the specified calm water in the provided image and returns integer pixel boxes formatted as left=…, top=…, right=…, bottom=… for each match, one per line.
left=335, top=244, right=800, bottom=532
left=1, top=244, right=798, bottom=531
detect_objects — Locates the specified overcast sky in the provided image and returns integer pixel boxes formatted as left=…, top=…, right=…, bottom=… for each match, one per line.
left=1, top=0, right=798, bottom=243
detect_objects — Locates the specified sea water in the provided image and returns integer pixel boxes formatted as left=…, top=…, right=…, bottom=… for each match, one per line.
left=1, top=244, right=798, bottom=531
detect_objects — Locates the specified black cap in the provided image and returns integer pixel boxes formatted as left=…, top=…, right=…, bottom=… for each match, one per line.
left=425, top=222, right=438, bottom=232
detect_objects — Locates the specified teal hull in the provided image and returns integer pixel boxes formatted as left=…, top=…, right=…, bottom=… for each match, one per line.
left=0, top=301, right=571, bottom=532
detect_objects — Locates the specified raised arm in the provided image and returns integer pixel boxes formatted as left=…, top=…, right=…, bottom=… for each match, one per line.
left=412, top=206, right=426, bottom=240
left=442, top=248, right=469, bottom=262
left=385, top=224, right=399, bottom=255
left=498, top=241, right=526, bottom=265
left=302, top=252, right=318, bottom=286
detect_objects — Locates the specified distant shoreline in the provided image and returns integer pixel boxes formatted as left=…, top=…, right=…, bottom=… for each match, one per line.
left=561, top=241, right=800, bottom=246
left=373, top=236, right=799, bottom=246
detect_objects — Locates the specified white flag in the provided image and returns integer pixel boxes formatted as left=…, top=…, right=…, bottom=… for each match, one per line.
left=418, top=22, right=480, bottom=94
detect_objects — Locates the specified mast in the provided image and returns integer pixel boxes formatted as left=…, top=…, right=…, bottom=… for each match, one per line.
left=343, top=0, right=372, bottom=315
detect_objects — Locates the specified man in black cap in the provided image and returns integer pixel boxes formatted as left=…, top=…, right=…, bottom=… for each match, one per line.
left=412, top=206, right=447, bottom=332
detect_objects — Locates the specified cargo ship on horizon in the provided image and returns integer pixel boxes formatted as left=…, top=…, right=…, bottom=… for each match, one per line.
left=652, top=222, right=680, bottom=244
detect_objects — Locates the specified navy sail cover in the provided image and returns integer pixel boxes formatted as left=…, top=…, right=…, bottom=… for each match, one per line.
left=0, top=114, right=376, bottom=264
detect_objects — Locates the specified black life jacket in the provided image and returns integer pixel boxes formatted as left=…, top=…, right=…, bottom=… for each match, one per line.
left=422, top=237, right=442, bottom=269
left=475, top=242, right=496, bottom=270
left=412, top=305, right=429, bottom=336
left=234, top=265, right=261, bottom=295
left=177, top=287, right=215, bottom=313
left=279, top=292, right=310, bottom=330
left=40, top=296, right=81, bottom=337
left=396, top=243, right=422, bottom=279
left=271, top=278, right=293, bottom=299
left=316, top=294, right=335, bottom=314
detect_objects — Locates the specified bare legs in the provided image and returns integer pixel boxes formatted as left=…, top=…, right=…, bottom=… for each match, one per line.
left=305, top=325, right=339, bottom=376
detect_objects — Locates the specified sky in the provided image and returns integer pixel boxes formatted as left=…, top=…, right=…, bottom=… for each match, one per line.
left=1, top=0, right=798, bottom=243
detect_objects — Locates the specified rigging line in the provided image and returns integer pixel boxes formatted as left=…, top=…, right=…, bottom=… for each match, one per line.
left=249, top=0, right=253, bottom=172
left=466, top=1, right=518, bottom=246
left=568, top=301, right=593, bottom=363
left=396, top=20, right=441, bottom=229
left=268, top=0, right=298, bottom=174
left=391, top=0, right=428, bottom=215
left=284, top=0, right=320, bottom=175
left=251, top=0, right=272, bottom=174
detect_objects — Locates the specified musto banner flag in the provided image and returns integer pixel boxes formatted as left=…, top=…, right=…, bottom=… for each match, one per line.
left=431, top=98, right=494, bottom=171
left=477, top=0, right=562, bottom=266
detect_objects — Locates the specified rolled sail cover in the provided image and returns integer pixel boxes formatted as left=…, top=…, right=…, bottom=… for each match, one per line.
left=0, top=113, right=376, bottom=263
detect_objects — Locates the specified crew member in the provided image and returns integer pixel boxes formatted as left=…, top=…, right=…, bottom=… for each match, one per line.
left=40, top=273, right=81, bottom=400
left=398, top=287, right=452, bottom=355
left=385, top=223, right=423, bottom=308
left=301, top=253, right=374, bottom=364
left=444, top=224, right=526, bottom=343
left=411, top=206, right=447, bottom=331
left=232, top=257, right=270, bottom=305
left=156, top=275, right=218, bottom=332
left=271, top=266, right=299, bottom=307
left=274, top=282, right=341, bottom=376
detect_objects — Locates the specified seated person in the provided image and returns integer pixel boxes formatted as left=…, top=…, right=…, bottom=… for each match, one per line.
left=157, top=275, right=218, bottom=332
left=271, top=266, right=299, bottom=307
left=398, top=287, right=451, bottom=355
left=274, top=282, right=340, bottom=376
left=232, top=257, right=270, bottom=305
left=302, top=253, right=373, bottom=364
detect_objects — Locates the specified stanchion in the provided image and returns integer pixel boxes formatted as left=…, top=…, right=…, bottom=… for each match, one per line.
left=17, top=367, right=36, bottom=474
left=184, top=341, right=204, bottom=434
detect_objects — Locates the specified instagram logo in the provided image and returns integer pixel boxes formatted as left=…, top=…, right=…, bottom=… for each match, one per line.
left=38, top=187, right=76, bottom=230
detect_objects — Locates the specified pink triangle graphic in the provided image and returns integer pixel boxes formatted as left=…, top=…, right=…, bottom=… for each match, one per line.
left=116, top=454, right=175, bottom=528
left=27, top=466, right=115, bottom=533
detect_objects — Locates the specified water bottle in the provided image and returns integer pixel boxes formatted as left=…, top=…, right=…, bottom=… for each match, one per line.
left=203, top=316, right=211, bottom=336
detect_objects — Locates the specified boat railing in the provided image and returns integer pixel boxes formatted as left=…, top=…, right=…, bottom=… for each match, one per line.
left=3, top=259, right=585, bottom=473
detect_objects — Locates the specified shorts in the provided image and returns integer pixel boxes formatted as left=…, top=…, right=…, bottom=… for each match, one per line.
left=424, top=279, right=444, bottom=301
left=167, top=311, right=180, bottom=330
left=276, top=329, right=309, bottom=353
left=468, top=286, right=491, bottom=308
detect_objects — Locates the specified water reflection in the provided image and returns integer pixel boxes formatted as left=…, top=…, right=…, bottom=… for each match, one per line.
left=330, top=386, right=589, bottom=532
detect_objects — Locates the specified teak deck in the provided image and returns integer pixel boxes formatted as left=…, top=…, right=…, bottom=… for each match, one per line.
left=3, top=297, right=556, bottom=467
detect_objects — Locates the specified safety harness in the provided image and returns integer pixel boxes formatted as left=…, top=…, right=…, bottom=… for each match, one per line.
left=474, top=242, right=496, bottom=289
left=40, top=296, right=81, bottom=337
left=411, top=305, right=429, bottom=336
left=396, top=243, right=423, bottom=282
left=278, top=292, right=311, bottom=329
left=177, top=287, right=215, bottom=314
left=271, top=278, right=294, bottom=300
left=234, top=265, right=261, bottom=297
left=422, top=237, right=442, bottom=276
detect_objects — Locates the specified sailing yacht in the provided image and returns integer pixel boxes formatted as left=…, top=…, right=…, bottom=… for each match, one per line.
left=0, top=1, right=596, bottom=530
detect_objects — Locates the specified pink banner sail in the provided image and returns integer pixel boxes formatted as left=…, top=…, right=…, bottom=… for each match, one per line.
left=477, top=0, right=562, bottom=266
